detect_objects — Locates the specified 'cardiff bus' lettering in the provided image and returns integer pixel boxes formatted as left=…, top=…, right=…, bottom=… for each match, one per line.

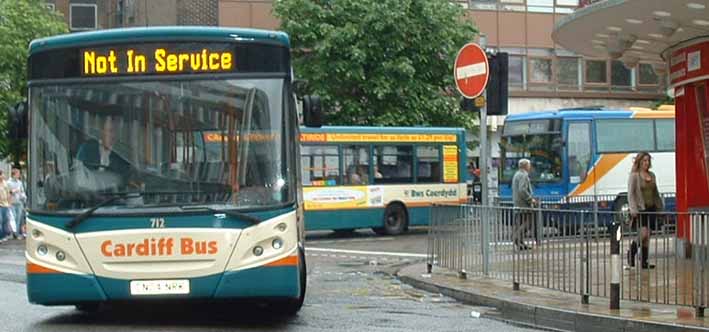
left=100, top=237, right=218, bottom=257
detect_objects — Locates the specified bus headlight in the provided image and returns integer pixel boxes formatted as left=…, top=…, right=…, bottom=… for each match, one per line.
left=253, top=246, right=264, bottom=256
left=32, top=229, right=42, bottom=239
left=276, top=223, right=287, bottom=232
left=37, top=245, right=48, bottom=256
left=272, top=238, right=283, bottom=250
left=56, top=251, right=66, bottom=261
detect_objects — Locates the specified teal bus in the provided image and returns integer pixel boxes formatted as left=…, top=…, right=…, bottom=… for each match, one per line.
left=18, top=27, right=321, bottom=314
left=300, top=126, right=468, bottom=235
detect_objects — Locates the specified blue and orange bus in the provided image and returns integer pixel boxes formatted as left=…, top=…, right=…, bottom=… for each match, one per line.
left=300, top=126, right=469, bottom=235
left=20, top=27, right=319, bottom=314
left=498, top=106, right=675, bottom=214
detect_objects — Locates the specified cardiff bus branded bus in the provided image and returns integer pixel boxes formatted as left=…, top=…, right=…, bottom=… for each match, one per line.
left=18, top=27, right=321, bottom=314
left=300, top=126, right=468, bottom=235
left=498, top=106, right=675, bottom=217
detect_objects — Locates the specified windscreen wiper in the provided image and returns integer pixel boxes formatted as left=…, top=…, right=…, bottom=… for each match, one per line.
left=180, top=205, right=262, bottom=224
left=65, top=194, right=132, bottom=229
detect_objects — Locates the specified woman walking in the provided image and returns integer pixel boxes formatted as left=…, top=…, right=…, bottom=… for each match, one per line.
left=627, top=152, right=663, bottom=269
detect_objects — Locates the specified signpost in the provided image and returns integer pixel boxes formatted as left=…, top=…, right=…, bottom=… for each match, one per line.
left=455, top=39, right=490, bottom=276
left=454, top=41, right=490, bottom=207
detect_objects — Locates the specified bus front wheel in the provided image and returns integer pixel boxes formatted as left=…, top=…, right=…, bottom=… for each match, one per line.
left=274, top=246, right=306, bottom=316
left=374, top=204, right=407, bottom=235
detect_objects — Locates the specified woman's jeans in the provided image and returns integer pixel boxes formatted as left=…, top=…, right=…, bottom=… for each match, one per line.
left=11, top=203, right=24, bottom=235
left=0, top=207, right=11, bottom=239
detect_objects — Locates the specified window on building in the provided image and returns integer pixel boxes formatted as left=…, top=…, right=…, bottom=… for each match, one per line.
left=508, top=55, right=524, bottom=86
left=611, top=60, right=632, bottom=87
left=527, top=0, right=554, bottom=12
left=374, top=145, right=413, bottom=183
left=585, top=60, right=607, bottom=84
left=556, top=0, right=580, bottom=6
left=596, top=119, right=655, bottom=152
left=416, top=146, right=441, bottom=183
left=343, top=145, right=370, bottom=185
left=638, top=63, right=659, bottom=85
left=470, top=0, right=497, bottom=10
left=557, top=57, right=579, bottom=87
left=529, top=58, right=552, bottom=83
left=70, top=4, right=97, bottom=31
left=301, top=145, right=340, bottom=186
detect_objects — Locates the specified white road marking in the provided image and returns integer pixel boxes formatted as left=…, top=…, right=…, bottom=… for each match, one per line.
left=0, top=258, right=25, bottom=266
left=306, top=247, right=428, bottom=258
left=309, top=237, right=395, bottom=244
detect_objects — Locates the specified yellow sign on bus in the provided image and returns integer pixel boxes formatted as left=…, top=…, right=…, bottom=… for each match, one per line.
left=299, top=133, right=457, bottom=143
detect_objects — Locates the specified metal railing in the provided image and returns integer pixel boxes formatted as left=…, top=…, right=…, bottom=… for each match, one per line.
left=428, top=203, right=709, bottom=313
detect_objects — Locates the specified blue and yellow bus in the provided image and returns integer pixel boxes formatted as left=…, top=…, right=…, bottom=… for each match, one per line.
left=20, top=27, right=318, bottom=314
left=498, top=106, right=675, bottom=213
left=300, top=126, right=469, bottom=235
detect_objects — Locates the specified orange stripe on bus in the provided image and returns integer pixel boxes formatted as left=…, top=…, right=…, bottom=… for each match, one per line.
left=571, top=154, right=627, bottom=196
left=265, top=255, right=299, bottom=267
left=27, top=262, right=62, bottom=274
left=632, top=111, right=674, bottom=119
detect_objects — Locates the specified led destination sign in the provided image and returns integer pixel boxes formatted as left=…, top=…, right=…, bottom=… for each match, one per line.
left=82, top=45, right=233, bottom=76
left=29, top=42, right=289, bottom=80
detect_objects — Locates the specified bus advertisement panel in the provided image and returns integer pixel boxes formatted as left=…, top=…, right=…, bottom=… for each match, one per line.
left=498, top=107, right=675, bottom=220
left=300, top=126, right=468, bottom=235
left=25, top=27, right=305, bottom=313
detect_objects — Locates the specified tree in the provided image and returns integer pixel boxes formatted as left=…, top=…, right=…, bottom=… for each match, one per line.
left=274, top=0, right=478, bottom=130
left=0, top=0, right=68, bottom=163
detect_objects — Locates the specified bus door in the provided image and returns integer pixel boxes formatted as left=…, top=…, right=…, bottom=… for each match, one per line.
left=565, top=120, right=592, bottom=198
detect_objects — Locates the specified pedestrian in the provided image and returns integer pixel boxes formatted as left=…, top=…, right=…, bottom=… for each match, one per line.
left=7, top=168, right=26, bottom=239
left=627, top=152, right=663, bottom=269
left=512, top=159, right=536, bottom=250
left=0, top=171, right=14, bottom=243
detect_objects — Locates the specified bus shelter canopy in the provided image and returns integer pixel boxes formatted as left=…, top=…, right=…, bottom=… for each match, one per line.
left=553, top=0, right=709, bottom=68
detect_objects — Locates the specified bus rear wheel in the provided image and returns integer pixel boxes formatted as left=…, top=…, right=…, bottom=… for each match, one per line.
left=373, top=204, right=407, bottom=235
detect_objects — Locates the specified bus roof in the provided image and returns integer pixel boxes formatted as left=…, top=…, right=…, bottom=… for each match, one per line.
left=504, top=107, right=674, bottom=122
left=29, top=26, right=290, bottom=54
left=300, top=126, right=465, bottom=134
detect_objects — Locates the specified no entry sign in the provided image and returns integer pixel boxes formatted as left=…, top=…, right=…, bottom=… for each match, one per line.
left=454, top=43, right=489, bottom=99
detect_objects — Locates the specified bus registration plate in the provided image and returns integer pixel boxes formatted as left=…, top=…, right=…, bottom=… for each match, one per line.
left=130, top=280, right=190, bottom=295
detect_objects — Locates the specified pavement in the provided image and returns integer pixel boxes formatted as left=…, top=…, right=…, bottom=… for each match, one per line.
left=397, top=262, right=709, bottom=332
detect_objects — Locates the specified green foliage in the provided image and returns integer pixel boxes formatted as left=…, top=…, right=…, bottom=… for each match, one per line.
left=274, top=0, right=478, bottom=131
left=0, top=0, right=68, bottom=162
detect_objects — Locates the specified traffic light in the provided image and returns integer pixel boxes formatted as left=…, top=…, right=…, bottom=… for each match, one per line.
left=486, top=52, right=508, bottom=116
left=460, top=97, right=476, bottom=112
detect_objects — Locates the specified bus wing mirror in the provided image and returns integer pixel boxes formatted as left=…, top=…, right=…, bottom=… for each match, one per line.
left=303, top=95, right=323, bottom=128
left=7, top=101, right=28, bottom=140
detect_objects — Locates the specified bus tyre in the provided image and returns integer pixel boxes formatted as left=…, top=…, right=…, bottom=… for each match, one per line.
left=380, top=203, right=407, bottom=236
left=276, top=247, right=306, bottom=316
left=75, top=303, right=101, bottom=313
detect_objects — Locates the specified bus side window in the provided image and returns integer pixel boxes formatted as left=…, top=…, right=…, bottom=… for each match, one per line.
left=416, top=145, right=441, bottom=183
left=301, top=145, right=340, bottom=186
left=343, top=145, right=370, bottom=185
left=567, top=122, right=591, bottom=183
left=374, top=145, right=413, bottom=184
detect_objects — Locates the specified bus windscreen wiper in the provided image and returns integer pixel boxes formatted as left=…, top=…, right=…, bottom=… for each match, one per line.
left=65, top=193, right=134, bottom=229
left=180, top=205, right=261, bottom=224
